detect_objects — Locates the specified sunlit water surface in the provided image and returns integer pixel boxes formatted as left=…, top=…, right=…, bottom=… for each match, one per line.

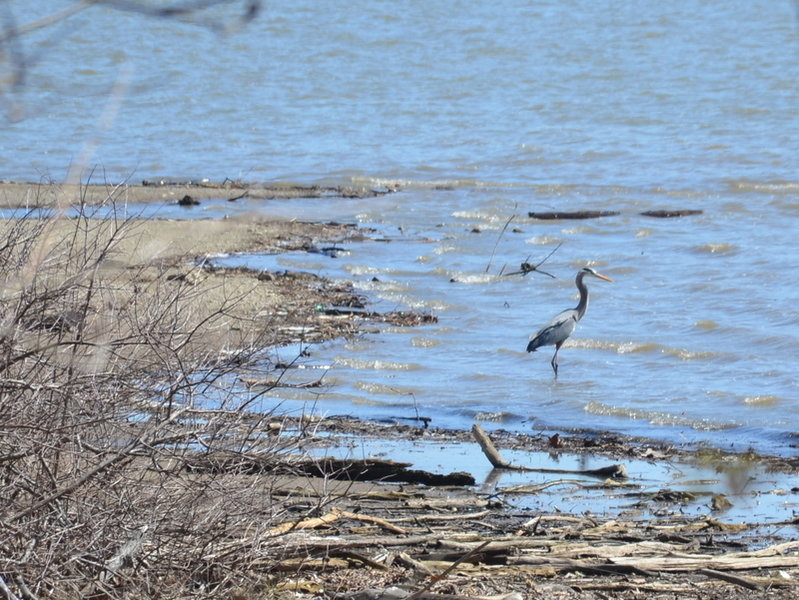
left=93, top=185, right=799, bottom=458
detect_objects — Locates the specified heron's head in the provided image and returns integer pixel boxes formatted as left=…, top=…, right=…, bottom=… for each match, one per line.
left=580, top=267, right=613, bottom=282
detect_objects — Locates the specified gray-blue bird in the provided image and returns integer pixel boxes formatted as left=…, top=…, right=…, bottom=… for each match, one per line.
left=527, top=267, right=613, bottom=376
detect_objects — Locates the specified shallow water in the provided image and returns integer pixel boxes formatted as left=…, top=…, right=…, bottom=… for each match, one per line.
left=307, top=433, right=799, bottom=527
left=2, top=2, right=799, bottom=455
left=109, top=181, right=796, bottom=458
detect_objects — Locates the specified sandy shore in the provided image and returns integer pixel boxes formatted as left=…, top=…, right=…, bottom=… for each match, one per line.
left=0, top=179, right=395, bottom=207
left=0, top=181, right=404, bottom=354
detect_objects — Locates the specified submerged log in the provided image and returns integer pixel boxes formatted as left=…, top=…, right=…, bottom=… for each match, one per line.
left=528, top=210, right=620, bottom=220
left=640, top=209, right=703, bottom=218
left=526, top=208, right=703, bottom=220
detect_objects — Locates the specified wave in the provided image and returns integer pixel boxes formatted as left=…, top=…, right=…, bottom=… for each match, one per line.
left=349, top=176, right=715, bottom=199
left=570, top=339, right=719, bottom=360
left=725, top=179, right=799, bottom=194
left=584, top=400, right=738, bottom=431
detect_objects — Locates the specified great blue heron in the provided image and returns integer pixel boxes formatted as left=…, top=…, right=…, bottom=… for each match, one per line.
left=526, top=267, right=613, bottom=376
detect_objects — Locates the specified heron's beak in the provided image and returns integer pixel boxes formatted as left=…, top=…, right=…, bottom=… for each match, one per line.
left=594, top=272, right=613, bottom=282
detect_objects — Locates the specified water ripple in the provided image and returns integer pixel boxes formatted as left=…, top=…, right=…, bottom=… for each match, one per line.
left=584, top=400, right=739, bottom=431
left=336, top=357, right=421, bottom=371
left=692, top=243, right=738, bottom=255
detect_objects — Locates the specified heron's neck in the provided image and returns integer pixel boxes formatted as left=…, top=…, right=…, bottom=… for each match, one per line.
left=575, top=274, right=589, bottom=320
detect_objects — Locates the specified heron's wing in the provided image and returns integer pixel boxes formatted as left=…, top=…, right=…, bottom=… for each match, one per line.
left=527, top=309, right=578, bottom=350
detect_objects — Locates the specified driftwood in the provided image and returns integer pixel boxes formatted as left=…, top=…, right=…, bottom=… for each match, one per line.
left=406, top=541, right=492, bottom=600
left=471, top=424, right=627, bottom=479
left=527, top=209, right=703, bottom=220
left=528, top=210, right=620, bottom=220
left=262, top=480, right=799, bottom=597
left=297, top=458, right=475, bottom=486
left=166, top=420, right=799, bottom=598
left=267, top=507, right=412, bottom=538
left=698, top=568, right=760, bottom=591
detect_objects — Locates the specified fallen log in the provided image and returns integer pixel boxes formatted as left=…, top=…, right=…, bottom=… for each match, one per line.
left=471, top=425, right=627, bottom=479
left=298, top=458, right=475, bottom=486
left=186, top=452, right=475, bottom=486
left=609, top=552, right=799, bottom=572
left=332, top=507, right=408, bottom=534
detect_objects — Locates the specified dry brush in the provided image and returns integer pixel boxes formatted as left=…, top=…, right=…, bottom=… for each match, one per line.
left=0, top=190, right=326, bottom=599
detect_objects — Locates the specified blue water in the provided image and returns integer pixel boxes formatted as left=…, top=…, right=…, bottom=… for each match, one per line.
left=3, top=1, right=798, bottom=187
left=2, top=1, right=799, bottom=455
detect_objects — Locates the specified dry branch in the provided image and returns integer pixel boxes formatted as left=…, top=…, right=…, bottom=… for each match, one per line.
left=332, top=508, right=408, bottom=534
left=268, top=510, right=342, bottom=536
left=406, top=541, right=492, bottom=600
left=698, top=568, right=760, bottom=591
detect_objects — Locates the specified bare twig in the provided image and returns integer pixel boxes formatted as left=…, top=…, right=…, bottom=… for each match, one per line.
left=407, top=541, right=492, bottom=600
left=485, top=211, right=515, bottom=274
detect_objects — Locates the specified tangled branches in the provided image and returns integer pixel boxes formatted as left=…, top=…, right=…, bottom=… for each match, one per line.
left=0, top=185, right=319, bottom=599
left=0, top=0, right=261, bottom=121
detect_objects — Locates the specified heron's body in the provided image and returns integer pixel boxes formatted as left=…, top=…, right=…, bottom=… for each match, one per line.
left=527, top=267, right=612, bottom=376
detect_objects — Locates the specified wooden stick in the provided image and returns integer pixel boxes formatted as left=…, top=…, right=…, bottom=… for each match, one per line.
left=485, top=212, right=515, bottom=274
left=407, top=541, right=492, bottom=600
left=268, top=510, right=341, bottom=536
left=698, top=568, right=760, bottom=591
left=332, top=508, right=408, bottom=534
left=394, top=552, right=436, bottom=576
left=393, top=510, right=492, bottom=523
left=472, top=424, right=512, bottom=468
left=329, top=550, right=390, bottom=571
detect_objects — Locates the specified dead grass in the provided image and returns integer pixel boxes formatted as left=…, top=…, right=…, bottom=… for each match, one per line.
left=0, top=186, right=378, bottom=599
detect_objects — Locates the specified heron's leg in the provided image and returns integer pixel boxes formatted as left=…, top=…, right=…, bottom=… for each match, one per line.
left=551, top=343, right=562, bottom=377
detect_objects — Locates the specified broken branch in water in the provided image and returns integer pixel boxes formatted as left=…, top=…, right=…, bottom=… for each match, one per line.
left=486, top=210, right=516, bottom=274
left=502, top=242, right=561, bottom=278
left=471, top=424, right=627, bottom=479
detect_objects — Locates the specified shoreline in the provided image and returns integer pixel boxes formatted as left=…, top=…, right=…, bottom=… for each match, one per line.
left=0, top=179, right=399, bottom=208
left=1, top=179, right=795, bottom=464
left=2, top=180, right=798, bottom=598
left=2, top=179, right=795, bottom=464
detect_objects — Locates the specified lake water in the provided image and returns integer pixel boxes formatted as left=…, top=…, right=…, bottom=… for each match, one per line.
left=2, top=1, right=799, bottom=456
